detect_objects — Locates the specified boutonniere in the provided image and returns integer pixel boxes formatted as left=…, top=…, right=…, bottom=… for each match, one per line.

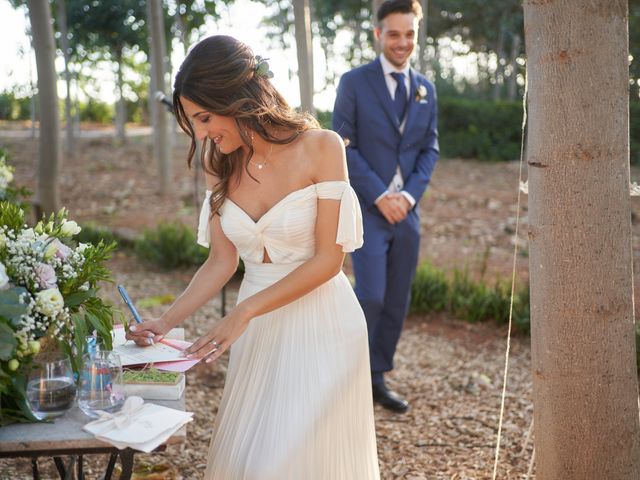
left=415, top=85, right=428, bottom=103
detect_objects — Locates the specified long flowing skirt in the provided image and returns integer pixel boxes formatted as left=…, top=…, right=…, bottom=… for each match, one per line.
left=203, top=261, right=380, bottom=480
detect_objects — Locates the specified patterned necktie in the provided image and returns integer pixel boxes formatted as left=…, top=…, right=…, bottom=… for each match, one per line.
left=390, top=72, right=407, bottom=122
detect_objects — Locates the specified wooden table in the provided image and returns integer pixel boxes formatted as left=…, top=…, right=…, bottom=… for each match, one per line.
left=0, top=396, right=186, bottom=479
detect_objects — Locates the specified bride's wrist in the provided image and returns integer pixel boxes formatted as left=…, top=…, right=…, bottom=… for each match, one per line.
left=158, top=314, right=178, bottom=333
left=233, top=302, right=254, bottom=325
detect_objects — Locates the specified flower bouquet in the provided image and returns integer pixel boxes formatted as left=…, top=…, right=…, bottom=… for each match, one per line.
left=0, top=201, right=118, bottom=424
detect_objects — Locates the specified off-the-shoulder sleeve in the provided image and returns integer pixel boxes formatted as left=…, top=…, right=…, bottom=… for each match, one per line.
left=316, top=181, right=364, bottom=252
left=197, top=190, right=212, bottom=247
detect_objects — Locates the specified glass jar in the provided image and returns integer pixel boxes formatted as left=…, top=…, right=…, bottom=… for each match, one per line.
left=26, top=352, right=76, bottom=420
left=77, top=350, right=125, bottom=418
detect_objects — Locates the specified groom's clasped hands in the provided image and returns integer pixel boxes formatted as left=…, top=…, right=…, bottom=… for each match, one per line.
left=376, top=192, right=412, bottom=224
left=125, top=307, right=252, bottom=364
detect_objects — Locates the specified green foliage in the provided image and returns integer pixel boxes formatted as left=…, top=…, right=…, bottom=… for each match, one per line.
left=448, top=268, right=514, bottom=324
left=410, top=261, right=530, bottom=333
left=0, top=201, right=26, bottom=231
left=79, top=99, right=114, bottom=124
left=410, top=262, right=449, bottom=312
left=438, top=97, right=523, bottom=161
left=76, top=223, right=120, bottom=248
left=0, top=91, right=32, bottom=121
left=136, top=223, right=208, bottom=269
left=315, top=110, right=332, bottom=130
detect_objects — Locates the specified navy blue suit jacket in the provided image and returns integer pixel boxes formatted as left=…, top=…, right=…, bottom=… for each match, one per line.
left=332, top=57, right=439, bottom=211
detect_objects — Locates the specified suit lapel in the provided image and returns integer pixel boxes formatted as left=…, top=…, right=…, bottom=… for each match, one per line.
left=403, top=68, right=420, bottom=134
left=364, top=59, right=401, bottom=134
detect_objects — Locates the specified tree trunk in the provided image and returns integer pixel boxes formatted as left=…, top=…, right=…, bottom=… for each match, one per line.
left=73, top=72, right=80, bottom=136
left=27, top=31, right=37, bottom=138
left=30, top=92, right=36, bottom=139
left=114, top=50, right=126, bottom=144
left=293, top=0, right=314, bottom=114
left=507, top=33, right=521, bottom=101
left=56, top=0, right=74, bottom=156
left=525, top=1, right=640, bottom=478
left=492, top=19, right=506, bottom=101
left=147, top=0, right=170, bottom=194
left=418, top=0, right=429, bottom=74
left=27, top=0, right=60, bottom=215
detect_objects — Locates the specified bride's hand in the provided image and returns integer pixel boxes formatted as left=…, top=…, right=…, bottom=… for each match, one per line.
left=184, top=307, right=252, bottom=363
left=125, top=317, right=170, bottom=346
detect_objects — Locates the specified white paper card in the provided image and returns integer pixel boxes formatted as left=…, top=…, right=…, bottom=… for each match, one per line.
left=113, top=341, right=186, bottom=366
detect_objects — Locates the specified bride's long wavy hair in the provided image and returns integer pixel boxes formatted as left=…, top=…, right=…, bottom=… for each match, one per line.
left=173, top=35, right=319, bottom=216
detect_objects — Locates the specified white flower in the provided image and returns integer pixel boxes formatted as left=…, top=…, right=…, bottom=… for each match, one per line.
left=60, top=220, right=81, bottom=237
left=0, top=164, right=13, bottom=192
left=416, top=85, right=428, bottom=102
left=0, top=262, right=9, bottom=290
left=35, top=288, right=64, bottom=317
left=76, top=243, right=89, bottom=253
left=22, top=228, right=36, bottom=241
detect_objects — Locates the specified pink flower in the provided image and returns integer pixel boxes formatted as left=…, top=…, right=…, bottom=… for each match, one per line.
left=54, top=240, right=72, bottom=261
left=34, top=263, right=57, bottom=289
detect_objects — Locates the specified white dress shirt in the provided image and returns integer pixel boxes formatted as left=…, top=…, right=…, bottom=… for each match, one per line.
left=375, top=54, right=416, bottom=208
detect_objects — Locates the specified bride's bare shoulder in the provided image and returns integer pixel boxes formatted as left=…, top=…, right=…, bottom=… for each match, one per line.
left=297, top=129, right=347, bottom=182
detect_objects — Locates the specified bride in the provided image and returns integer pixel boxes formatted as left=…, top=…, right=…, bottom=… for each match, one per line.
left=125, top=35, right=380, bottom=479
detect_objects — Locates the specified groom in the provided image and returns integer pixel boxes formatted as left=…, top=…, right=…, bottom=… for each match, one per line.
left=332, top=0, right=439, bottom=413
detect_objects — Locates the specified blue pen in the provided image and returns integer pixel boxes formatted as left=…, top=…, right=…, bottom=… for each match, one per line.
left=117, top=284, right=146, bottom=335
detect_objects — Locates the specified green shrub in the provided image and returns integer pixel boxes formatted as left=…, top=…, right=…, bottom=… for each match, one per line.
left=410, top=261, right=449, bottom=312
left=315, top=110, right=332, bottom=130
left=410, top=260, right=530, bottom=332
left=79, top=99, right=114, bottom=124
left=512, top=285, right=531, bottom=334
left=438, top=97, right=524, bottom=162
left=77, top=223, right=121, bottom=248
left=448, top=268, right=510, bottom=323
left=135, top=222, right=208, bottom=269
left=0, top=91, right=32, bottom=121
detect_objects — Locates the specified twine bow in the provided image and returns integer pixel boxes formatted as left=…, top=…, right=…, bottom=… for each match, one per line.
left=92, top=395, right=146, bottom=430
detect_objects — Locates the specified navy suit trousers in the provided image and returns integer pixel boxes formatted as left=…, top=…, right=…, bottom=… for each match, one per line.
left=351, top=207, right=420, bottom=377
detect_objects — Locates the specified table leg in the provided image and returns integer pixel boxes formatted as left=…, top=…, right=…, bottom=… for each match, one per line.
left=119, top=449, right=135, bottom=480
left=104, top=452, right=118, bottom=480
left=31, top=457, right=39, bottom=480
left=64, top=456, right=75, bottom=480
left=53, top=457, right=66, bottom=477
left=77, top=454, right=84, bottom=480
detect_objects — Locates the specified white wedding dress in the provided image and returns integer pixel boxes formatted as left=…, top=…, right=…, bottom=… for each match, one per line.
left=196, top=181, right=380, bottom=480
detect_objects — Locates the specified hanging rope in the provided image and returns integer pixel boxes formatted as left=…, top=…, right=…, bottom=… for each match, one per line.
left=491, top=68, right=529, bottom=480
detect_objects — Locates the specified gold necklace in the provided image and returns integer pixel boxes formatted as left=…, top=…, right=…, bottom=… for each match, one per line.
left=249, top=144, right=274, bottom=170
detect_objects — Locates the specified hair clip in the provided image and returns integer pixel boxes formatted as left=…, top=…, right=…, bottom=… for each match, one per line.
left=254, top=55, right=274, bottom=79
